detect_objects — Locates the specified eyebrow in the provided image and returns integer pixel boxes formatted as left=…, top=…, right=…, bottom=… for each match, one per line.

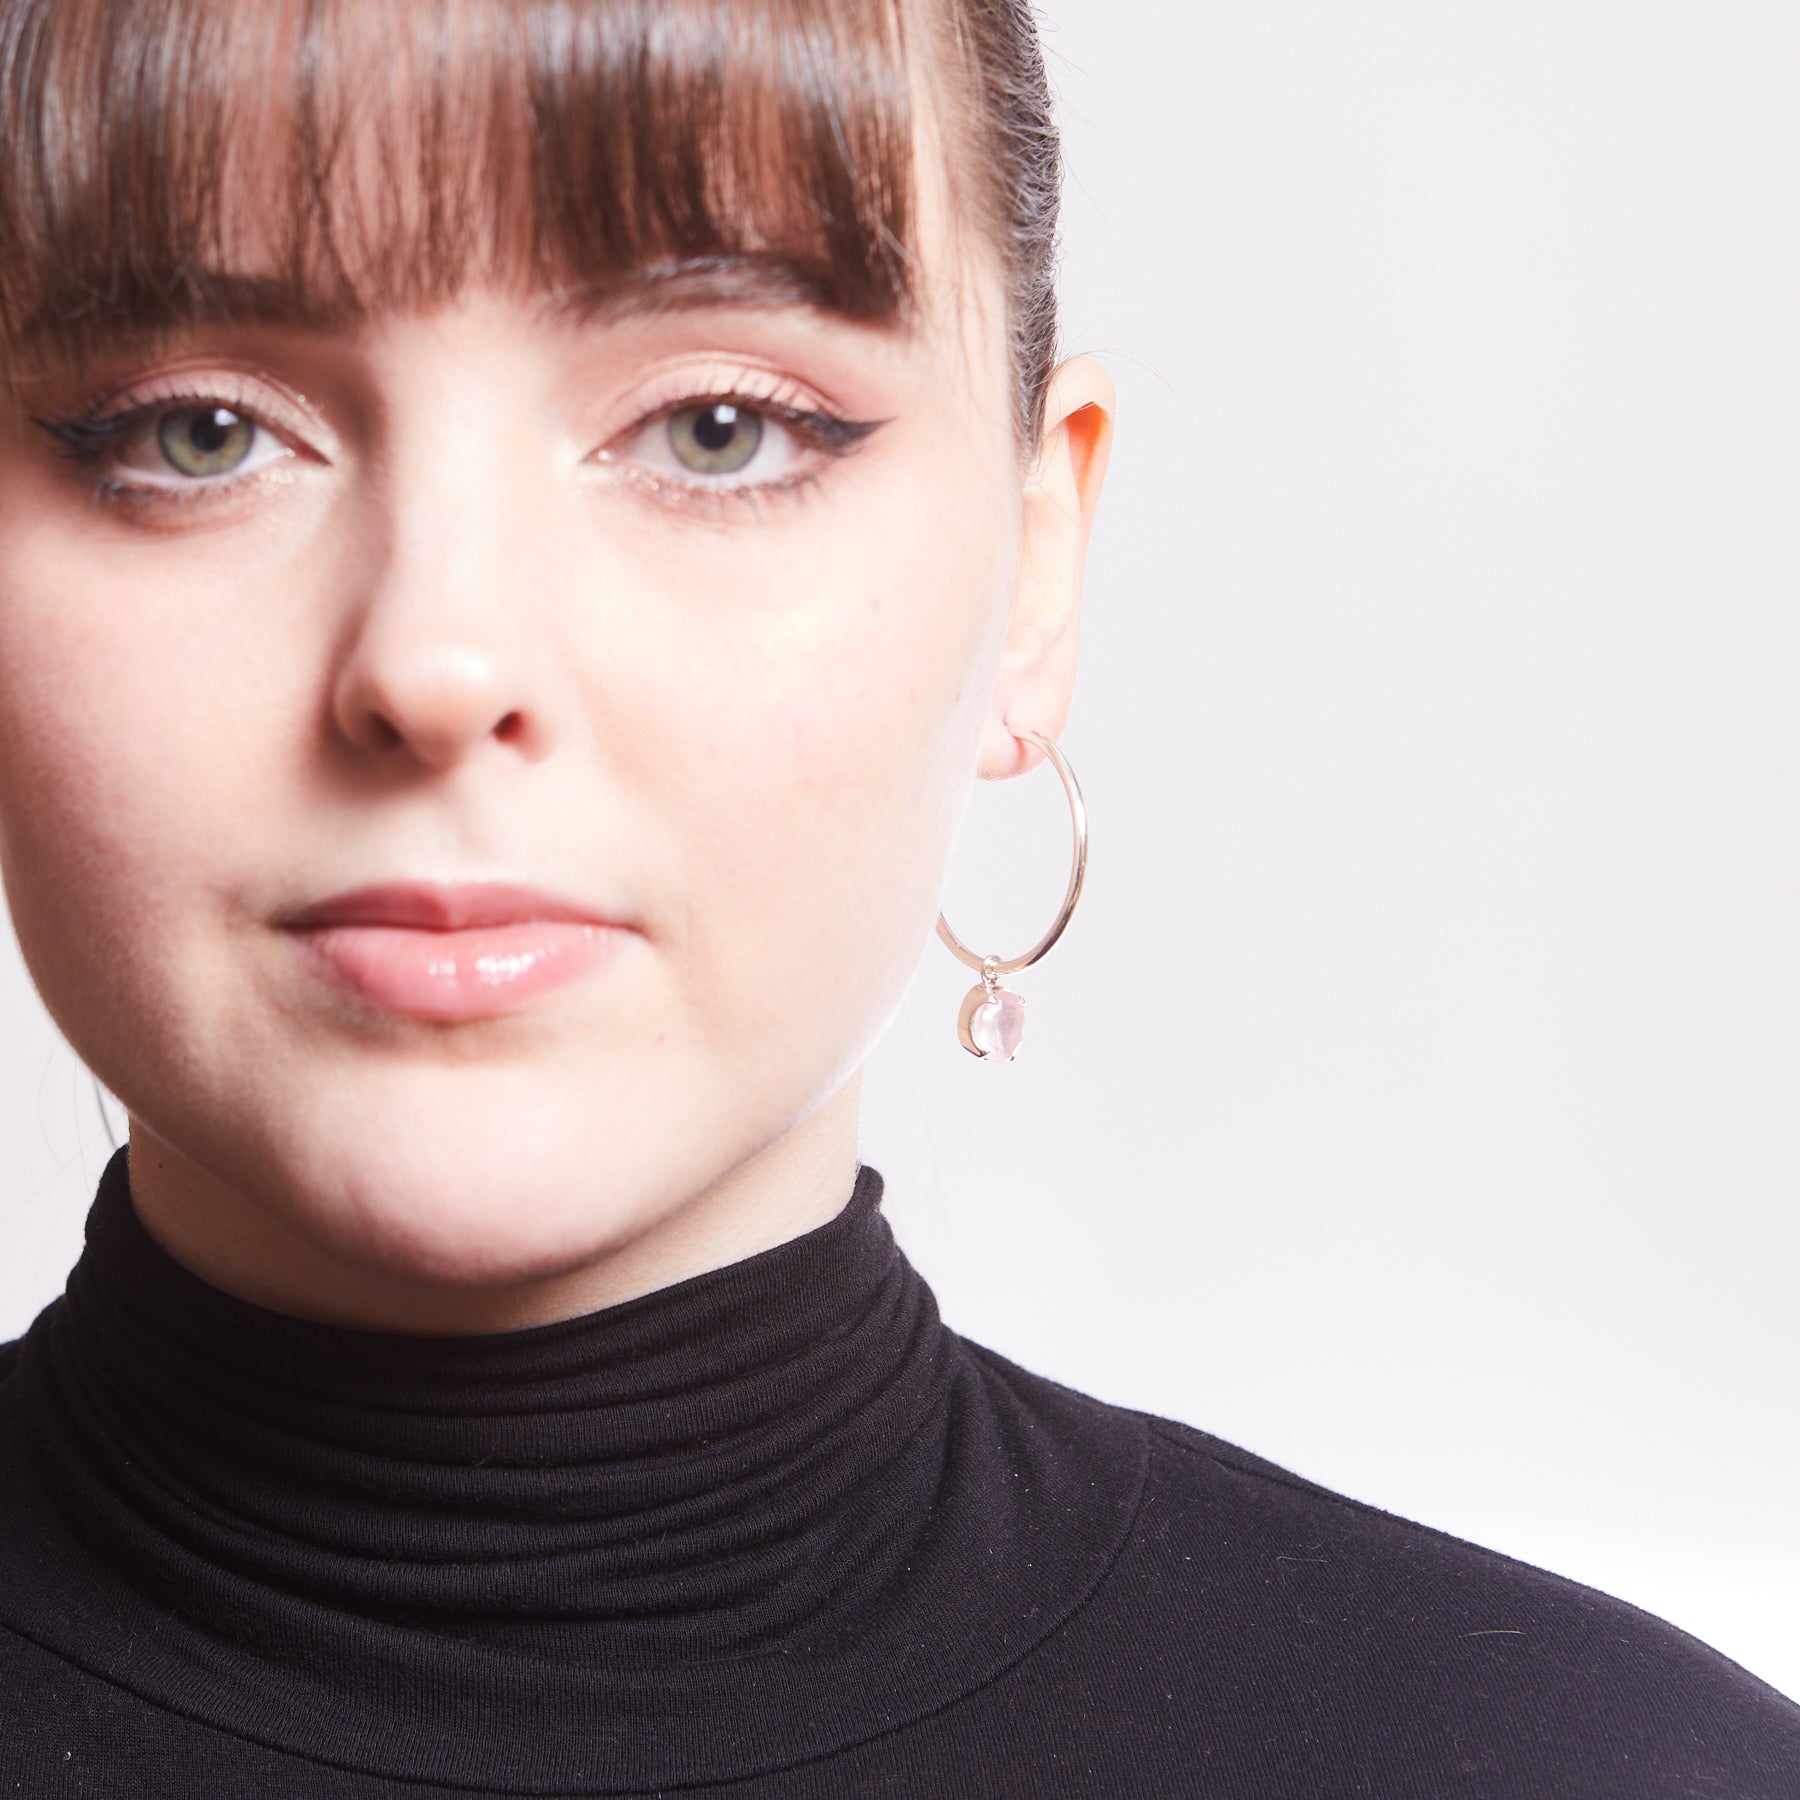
left=14, top=273, right=359, bottom=360
left=545, top=255, right=913, bottom=330
left=14, top=252, right=911, bottom=362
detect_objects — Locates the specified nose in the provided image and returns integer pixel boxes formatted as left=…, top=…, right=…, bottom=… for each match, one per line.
left=333, top=630, right=547, bottom=769
left=330, top=477, right=562, bottom=772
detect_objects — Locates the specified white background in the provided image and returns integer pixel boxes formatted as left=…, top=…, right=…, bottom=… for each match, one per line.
left=3, top=0, right=1796, bottom=1703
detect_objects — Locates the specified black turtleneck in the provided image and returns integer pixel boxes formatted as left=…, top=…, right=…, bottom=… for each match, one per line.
left=1, top=1148, right=1795, bottom=1797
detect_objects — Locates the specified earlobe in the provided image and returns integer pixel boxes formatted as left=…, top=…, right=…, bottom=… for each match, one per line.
left=980, top=356, right=1117, bottom=781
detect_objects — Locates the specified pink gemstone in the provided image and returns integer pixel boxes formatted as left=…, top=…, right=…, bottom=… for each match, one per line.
left=971, top=988, right=1026, bottom=1061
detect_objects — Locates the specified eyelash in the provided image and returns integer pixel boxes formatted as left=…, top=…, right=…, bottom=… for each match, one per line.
left=604, top=389, right=882, bottom=516
left=31, top=381, right=883, bottom=519
left=34, top=379, right=284, bottom=515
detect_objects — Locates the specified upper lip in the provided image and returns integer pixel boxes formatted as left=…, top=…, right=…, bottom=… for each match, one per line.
left=281, top=882, right=627, bottom=932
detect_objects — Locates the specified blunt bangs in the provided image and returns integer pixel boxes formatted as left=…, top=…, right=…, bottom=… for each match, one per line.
left=0, top=0, right=920, bottom=382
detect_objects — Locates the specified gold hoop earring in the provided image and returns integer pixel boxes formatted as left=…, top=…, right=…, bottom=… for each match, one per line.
left=936, top=725, right=1089, bottom=1063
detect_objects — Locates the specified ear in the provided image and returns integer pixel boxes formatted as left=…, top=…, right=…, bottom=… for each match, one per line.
left=979, top=355, right=1116, bottom=780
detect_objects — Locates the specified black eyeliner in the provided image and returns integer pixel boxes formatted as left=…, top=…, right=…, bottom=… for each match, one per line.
left=778, top=406, right=887, bottom=455
left=29, top=407, right=142, bottom=465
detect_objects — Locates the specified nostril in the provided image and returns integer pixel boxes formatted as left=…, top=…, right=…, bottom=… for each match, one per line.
left=494, top=711, right=525, bottom=744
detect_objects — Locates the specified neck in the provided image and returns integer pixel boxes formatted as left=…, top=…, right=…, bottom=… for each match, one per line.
left=124, top=1076, right=865, bottom=1334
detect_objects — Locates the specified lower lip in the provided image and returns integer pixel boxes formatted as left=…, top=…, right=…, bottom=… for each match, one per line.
left=288, top=921, right=631, bottom=1020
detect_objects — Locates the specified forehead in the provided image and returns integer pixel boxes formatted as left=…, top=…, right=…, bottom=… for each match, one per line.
left=0, top=0, right=993, bottom=381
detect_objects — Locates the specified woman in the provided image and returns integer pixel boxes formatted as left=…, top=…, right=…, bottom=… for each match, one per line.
left=0, top=0, right=1795, bottom=1794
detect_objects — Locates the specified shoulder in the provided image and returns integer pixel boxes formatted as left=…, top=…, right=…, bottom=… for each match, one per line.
left=1138, top=1405, right=1772, bottom=1690
left=957, top=1341, right=1800, bottom=1797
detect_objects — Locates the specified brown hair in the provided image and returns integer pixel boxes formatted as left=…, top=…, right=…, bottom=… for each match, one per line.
left=0, top=0, right=1063, bottom=447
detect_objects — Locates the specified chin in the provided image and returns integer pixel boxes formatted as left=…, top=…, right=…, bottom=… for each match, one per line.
left=220, top=1057, right=731, bottom=1292
left=311, top=1139, right=645, bottom=1291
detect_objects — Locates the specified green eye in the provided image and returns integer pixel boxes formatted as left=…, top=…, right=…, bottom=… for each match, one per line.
left=157, top=406, right=257, bottom=478
left=666, top=403, right=764, bottom=476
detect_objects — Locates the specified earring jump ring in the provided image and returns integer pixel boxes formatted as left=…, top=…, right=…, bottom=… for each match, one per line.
left=935, top=725, right=1088, bottom=979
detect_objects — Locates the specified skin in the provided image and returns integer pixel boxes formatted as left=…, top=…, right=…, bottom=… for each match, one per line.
left=0, top=142, right=1113, bottom=1334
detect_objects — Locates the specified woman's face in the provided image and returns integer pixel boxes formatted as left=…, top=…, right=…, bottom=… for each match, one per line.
left=0, top=141, right=1108, bottom=1324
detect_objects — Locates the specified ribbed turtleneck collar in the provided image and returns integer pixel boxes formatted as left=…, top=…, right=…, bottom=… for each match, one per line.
left=0, top=1145, right=1147, bottom=1793
left=51, top=1145, right=939, bottom=1659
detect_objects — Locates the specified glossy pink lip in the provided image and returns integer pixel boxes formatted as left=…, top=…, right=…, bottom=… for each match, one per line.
left=281, top=883, right=633, bottom=1020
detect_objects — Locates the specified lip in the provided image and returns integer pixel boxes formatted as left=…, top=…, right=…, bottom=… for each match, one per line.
left=281, top=882, right=634, bottom=1020
left=283, top=882, right=625, bottom=932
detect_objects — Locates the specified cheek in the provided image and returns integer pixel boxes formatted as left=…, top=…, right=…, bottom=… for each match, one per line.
left=619, top=463, right=1019, bottom=1046
left=0, top=508, right=295, bottom=1027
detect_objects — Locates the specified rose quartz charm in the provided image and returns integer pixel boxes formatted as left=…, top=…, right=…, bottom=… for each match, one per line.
left=957, top=982, right=1026, bottom=1061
